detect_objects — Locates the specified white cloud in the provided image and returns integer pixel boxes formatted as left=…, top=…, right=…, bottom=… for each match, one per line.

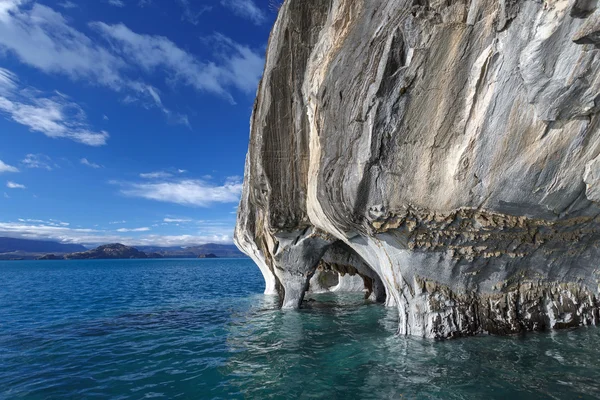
left=80, top=158, right=102, bottom=168
left=18, top=218, right=69, bottom=226
left=221, top=0, right=266, bottom=25
left=6, top=180, right=25, bottom=189
left=91, top=23, right=264, bottom=101
left=108, top=0, right=125, bottom=7
left=109, top=220, right=127, bottom=224
left=164, top=217, right=192, bottom=223
left=0, top=2, right=264, bottom=115
left=114, top=177, right=243, bottom=207
left=0, top=2, right=187, bottom=124
left=116, top=227, right=150, bottom=232
left=0, top=3, right=124, bottom=87
left=178, top=0, right=211, bottom=25
left=0, top=67, right=17, bottom=92
left=3, top=192, right=9, bottom=198
left=125, top=81, right=190, bottom=126
left=0, top=68, right=109, bottom=146
left=0, top=220, right=234, bottom=246
left=22, top=154, right=54, bottom=170
left=0, top=159, right=18, bottom=173
left=140, top=171, right=172, bottom=179
left=58, top=1, right=78, bottom=9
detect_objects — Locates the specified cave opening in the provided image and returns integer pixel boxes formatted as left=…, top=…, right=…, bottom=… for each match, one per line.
left=304, top=241, right=387, bottom=304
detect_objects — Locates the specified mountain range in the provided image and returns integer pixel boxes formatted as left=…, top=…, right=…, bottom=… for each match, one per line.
left=0, top=237, right=245, bottom=260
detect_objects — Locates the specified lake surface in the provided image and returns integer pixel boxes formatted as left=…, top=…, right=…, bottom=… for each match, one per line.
left=1, top=258, right=599, bottom=399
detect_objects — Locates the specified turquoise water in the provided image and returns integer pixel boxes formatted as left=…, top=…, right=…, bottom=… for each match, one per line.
left=1, top=259, right=599, bottom=399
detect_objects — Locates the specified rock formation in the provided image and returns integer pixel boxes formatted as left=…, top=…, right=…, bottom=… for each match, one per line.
left=234, top=0, right=600, bottom=338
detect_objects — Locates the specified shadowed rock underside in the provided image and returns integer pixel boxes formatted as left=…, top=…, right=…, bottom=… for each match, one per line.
left=235, top=0, right=600, bottom=338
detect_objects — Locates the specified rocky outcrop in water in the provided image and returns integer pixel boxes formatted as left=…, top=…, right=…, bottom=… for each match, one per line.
left=235, top=0, right=600, bottom=338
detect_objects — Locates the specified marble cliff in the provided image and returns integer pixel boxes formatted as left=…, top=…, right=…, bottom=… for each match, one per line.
left=234, top=0, right=600, bottom=338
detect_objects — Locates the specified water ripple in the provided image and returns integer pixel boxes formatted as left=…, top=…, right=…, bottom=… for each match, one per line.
left=1, top=259, right=599, bottom=399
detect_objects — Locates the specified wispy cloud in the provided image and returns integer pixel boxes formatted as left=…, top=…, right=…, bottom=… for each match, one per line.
left=18, top=218, right=69, bottom=226
left=91, top=23, right=264, bottom=102
left=0, top=68, right=109, bottom=146
left=58, top=1, right=78, bottom=9
left=178, top=0, right=211, bottom=25
left=0, top=220, right=234, bottom=246
left=0, top=3, right=124, bottom=87
left=113, top=177, right=243, bottom=207
left=108, top=0, right=125, bottom=7
left=80, top=158, right=102, bottom=168
left=0, top=159, right=18, bottom=173
left=116, top=227, right=150, bottom=232
left=0, top=2, right=263, bottom=116
left=124, top=82, right=190, bottom=126
left=109, top=220, right=127, bottom=224
left=140, top=171, right=172, bottom=179
left=221, top=0, right=266, bottom=25
left=164, top=217, right=192, bottom=223
left=22, top=154, right=54, bottom=170
left=6, top=181, right=25, bottom=189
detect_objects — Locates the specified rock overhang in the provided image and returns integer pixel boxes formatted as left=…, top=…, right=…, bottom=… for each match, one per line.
left=235, top=0, right=600, bottom=338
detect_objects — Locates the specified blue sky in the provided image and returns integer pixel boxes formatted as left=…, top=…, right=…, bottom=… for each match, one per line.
left=0, top=0, right=274, bottom=247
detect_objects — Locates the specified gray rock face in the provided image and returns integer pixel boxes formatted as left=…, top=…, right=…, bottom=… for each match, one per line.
left=235, top=0, right=600, bottom=338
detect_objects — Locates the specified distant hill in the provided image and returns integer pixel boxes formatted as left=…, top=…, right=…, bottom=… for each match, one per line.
left=0, top=237, right=246, bottom=260
left=0, top=237, right=87, bottom=254
left=135, top=244, right=246, bottom=258
left=65, top=244, right=150, bottom=260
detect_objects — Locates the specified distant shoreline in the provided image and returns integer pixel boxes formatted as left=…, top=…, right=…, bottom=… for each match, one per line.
left=0, top=257, right=249, bottom=261
left=0, top=238, right=246, bottom=260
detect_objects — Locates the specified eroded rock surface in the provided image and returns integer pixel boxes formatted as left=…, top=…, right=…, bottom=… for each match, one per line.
left=234, top=0, right=600, bottom=338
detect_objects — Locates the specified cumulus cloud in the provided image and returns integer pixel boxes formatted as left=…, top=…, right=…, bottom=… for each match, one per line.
left=6, top=180, right=25, bottom=189
left=221, top=0, right=266, bottom=25
left=113, top=177, right=243, bottom=207
left=0, top=68, right=109, bottom=146
left=0, top=159, right=18, bottom=173
left=80, top=158, right=102, bottom=168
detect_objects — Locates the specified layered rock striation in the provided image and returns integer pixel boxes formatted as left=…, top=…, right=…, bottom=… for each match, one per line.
left=235, top=0, right=600, bottom=338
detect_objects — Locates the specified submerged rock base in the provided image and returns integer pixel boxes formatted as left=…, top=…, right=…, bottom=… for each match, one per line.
left=235, top=0, right=600, bottom=338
